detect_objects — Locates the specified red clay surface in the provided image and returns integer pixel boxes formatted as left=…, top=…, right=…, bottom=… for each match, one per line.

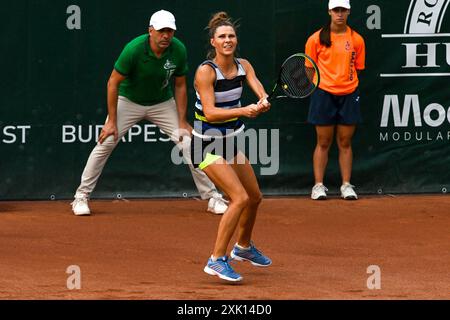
left=0, top=195, right=449, bottom=299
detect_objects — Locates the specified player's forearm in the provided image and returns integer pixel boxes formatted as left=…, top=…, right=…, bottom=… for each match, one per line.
left=255, top=86, right=269, bottom=101
left=203, top=106, right=245, bottom=122
left=250, top=80, right=268, bottom=101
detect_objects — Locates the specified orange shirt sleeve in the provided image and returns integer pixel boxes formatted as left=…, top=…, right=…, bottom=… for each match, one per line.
left=354, top=33, right=366, bottom=70
left=305, top=32, right=319, bottom=64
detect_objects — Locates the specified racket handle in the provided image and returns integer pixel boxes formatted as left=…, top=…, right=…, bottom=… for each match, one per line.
left=266, top=83, right=278, bottom=102
left=266, top=92, right=275, bottom=103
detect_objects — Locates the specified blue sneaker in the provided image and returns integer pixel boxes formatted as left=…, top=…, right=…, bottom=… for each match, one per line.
left=230, top=241, right=272, bottom=267
left=204, top=256, right=243, bottom=282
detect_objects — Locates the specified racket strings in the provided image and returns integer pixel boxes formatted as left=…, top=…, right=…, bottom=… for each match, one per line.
left=279, top=56, right=318, bottom=98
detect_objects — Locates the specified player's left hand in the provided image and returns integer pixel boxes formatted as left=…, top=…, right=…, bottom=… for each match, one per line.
left=257, top=97, right=271, bottom=113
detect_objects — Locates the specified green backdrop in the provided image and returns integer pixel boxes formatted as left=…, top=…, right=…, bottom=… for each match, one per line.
left=1, top=0, right=449, bottom=200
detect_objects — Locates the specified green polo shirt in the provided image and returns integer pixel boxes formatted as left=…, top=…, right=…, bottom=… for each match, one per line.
left=114, top=34, right=188, bottom=106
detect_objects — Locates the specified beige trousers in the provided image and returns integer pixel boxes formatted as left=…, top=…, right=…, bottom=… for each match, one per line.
left=75, top=96, right=217, bottom=199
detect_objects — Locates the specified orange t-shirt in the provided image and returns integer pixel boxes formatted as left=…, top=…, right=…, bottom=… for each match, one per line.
left=305, top=27, right=365, bottom=95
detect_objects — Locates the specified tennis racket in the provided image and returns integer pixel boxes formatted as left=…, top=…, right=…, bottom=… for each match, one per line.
left=266, top=53, right=320, bottom=102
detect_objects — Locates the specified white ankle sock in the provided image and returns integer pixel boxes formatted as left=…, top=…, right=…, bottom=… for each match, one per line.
left=235, top=243, right=250, bottom=250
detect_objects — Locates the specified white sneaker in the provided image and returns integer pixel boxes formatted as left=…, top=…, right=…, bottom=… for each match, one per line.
left=207, top=193, right=229, bottom=215
left=311, top=183, right=328, bottom=200
left=71, top=194, right=91, bottom=216
left=340, top=183, right=358, bottom=200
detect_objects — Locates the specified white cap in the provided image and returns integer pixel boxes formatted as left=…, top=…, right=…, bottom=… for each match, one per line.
left=328, top=0, right=351, bottom=10
left=149, top=10, right=177, bottom=30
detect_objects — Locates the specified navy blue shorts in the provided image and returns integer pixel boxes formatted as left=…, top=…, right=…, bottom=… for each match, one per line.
left=308, top=87, right=362, bottom=125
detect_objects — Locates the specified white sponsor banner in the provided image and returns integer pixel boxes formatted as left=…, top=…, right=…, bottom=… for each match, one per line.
left=405, top=0, right=450, bottom=33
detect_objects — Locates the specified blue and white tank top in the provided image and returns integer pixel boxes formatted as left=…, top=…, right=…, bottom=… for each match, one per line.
left=193, top=58, right=246, bottom=138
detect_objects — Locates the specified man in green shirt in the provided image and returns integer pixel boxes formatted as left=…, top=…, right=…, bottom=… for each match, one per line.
left=71, top=10, right=227, bottom=216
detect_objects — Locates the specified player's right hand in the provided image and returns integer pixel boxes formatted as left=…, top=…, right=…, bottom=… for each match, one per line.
left=242, top=104, right=262, bottom=118
left=98, top=120, right=118, bottom=144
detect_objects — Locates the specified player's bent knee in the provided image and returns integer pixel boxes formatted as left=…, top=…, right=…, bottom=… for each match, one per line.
left=248, top=192, right=263, bottom=206
left=232, top=193, right=249, bottom=210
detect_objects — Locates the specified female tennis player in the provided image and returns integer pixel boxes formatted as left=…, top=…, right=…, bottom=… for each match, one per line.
left=191, top=12, right=271, bottom=282
left=305, top=0, right=366, bottom=200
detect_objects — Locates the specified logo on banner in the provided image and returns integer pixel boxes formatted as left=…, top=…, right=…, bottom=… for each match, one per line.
left=380, top=0, right=450, bottom=77
left=379, top=0, right=450, bottom=142
left=405, top=0, right=449, bottom=34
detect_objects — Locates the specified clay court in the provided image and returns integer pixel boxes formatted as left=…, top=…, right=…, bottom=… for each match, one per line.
left=0, top=195, right=449, bottom=300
